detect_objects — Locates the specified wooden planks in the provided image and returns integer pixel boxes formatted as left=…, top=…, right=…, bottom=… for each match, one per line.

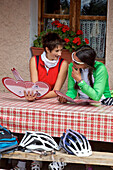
left=2, top=151, right=113, bottom=166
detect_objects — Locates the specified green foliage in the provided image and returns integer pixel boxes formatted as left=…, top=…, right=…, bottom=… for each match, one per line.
left=33, top=20, right=89, bottom=52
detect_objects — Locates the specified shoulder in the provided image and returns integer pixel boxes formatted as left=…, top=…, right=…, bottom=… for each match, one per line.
left=94, top=61, right=106, bottom=70
left=29, top=56, right=37, bottom=68
left=30, top=55, right=41, bottom=64
left=58, top=58, right=68, bottom=74
left=60, top=58, right=68, bottom=67
left=30, top=56, right=36, bottom=63
left=94, top=61, right=108, bottom=74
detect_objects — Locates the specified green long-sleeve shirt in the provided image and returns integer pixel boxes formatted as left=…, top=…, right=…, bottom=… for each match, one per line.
left=66, top=61, right=111, bottom=101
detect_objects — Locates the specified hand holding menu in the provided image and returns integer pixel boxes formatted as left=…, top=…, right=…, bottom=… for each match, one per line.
left=54, top=90, right=100, bottom=105
left=2, top=68, right=50, bottom=99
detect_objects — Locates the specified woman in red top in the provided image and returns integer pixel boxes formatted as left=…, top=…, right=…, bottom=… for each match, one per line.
left=24, top=32, right=68, bottom=101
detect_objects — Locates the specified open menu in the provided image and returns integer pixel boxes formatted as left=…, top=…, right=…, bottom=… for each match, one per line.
left=2, top=68, right=50, bottom=99
left=54, top=90, right=100, bottom=105
left=2, top=77, right=50, bottom=99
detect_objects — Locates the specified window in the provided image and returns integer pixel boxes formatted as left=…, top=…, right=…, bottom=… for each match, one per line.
left=38, top=0, right=107, bottom=60
left=80, top=0, right=107, bottom=59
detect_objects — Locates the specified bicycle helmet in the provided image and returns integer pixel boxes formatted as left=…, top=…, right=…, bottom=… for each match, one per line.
left=48, top=161, right=67, bottom=170
left=59, top=129, right=92, bottom=157
left=19, top=131, right=59, bottom=152
left=19, top=131, right=38, bottom=147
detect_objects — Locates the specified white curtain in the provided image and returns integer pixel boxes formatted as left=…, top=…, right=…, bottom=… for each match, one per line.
left=80, top=20, right=106, bottom=58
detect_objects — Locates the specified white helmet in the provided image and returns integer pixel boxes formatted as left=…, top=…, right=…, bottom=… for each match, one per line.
left=59, top=129, right=92, bottom=157
left=19, top=131, right=59, bottom=152
left=48, top=161, right=67, bottom=170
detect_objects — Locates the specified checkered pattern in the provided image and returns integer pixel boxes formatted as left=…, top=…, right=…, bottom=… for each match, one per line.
left=0, top=92, right=113, bottom=142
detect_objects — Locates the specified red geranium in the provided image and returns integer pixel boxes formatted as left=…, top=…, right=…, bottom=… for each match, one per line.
left=64, top=38, right=70, bottom=43
left=73, top=37, right=81, bottom=45
left=76, top=30, right=83, bottom=35
left=34, top=20, right=89, bottom=52
left=57, top=23, right=63, bottom=28
left=85, top=38, right=89, bottom=44
left=62, top=25, right=70, bottom=33
left=51, top=20, right=60, bottom=26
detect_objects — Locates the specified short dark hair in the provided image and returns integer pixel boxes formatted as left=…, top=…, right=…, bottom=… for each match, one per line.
left=42, top=32, right=65, bottom=52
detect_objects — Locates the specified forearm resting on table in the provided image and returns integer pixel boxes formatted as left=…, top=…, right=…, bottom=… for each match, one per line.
left=42, top=90, right=57, bottom=99
left=24, top=90, right=57, bottom=101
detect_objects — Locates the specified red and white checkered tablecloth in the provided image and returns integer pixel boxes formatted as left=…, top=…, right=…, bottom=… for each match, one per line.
left=0, top=92, right=113, bottom=142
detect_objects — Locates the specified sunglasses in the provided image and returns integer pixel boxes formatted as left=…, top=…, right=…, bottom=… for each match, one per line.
left=72, top=52, right=84, bottom=65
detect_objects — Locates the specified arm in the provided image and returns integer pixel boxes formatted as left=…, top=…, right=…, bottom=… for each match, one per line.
left=29, top=56, right=38, bottom=83
left=42, top=60, right=68, bottom=98
left=25, top=58, right=68, bottom=100
left=24, top=56, right=38, bottom=101
left=78, top=63, right=109, bottom=101
left=66, top=63, right=77, bottom=99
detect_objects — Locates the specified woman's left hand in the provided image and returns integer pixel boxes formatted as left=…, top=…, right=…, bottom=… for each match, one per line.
left=72, top=67, right=81, bottom=82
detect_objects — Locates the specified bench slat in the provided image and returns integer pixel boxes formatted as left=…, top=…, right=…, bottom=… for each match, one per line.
left=2, top=151, right=113, bottom=166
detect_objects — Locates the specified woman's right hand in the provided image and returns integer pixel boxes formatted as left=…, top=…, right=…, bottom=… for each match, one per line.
left=72, top=67, right=82, bottom=82
left=58, top=96, right=67, bottom=103
left=24, top=90, right=37, bottom=102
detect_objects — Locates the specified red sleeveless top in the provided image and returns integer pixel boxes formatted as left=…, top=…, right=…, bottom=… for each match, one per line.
left=35, top=55, right=64, bottom=90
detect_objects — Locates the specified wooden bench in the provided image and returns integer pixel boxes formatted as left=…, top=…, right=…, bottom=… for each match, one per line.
left=2, top=151, right=113, bottom=167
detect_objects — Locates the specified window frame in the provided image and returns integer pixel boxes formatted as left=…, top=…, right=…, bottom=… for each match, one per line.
left=38, top=0, right=107, bottom=62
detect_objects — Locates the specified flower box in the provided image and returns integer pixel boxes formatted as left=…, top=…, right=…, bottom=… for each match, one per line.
left=31, top=47, right=72, bottom=63
left=31, top=47, right=105, bottom=64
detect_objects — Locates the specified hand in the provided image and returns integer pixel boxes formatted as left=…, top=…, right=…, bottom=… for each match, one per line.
left=24, top=90, right=37, bottom=101
left=58, top=96, right=67, bottom=103
left=72, top=67, right=81, bottom=82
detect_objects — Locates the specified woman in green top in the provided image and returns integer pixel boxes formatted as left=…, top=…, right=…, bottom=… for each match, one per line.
left=59, top=45, right=112, bottom=105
